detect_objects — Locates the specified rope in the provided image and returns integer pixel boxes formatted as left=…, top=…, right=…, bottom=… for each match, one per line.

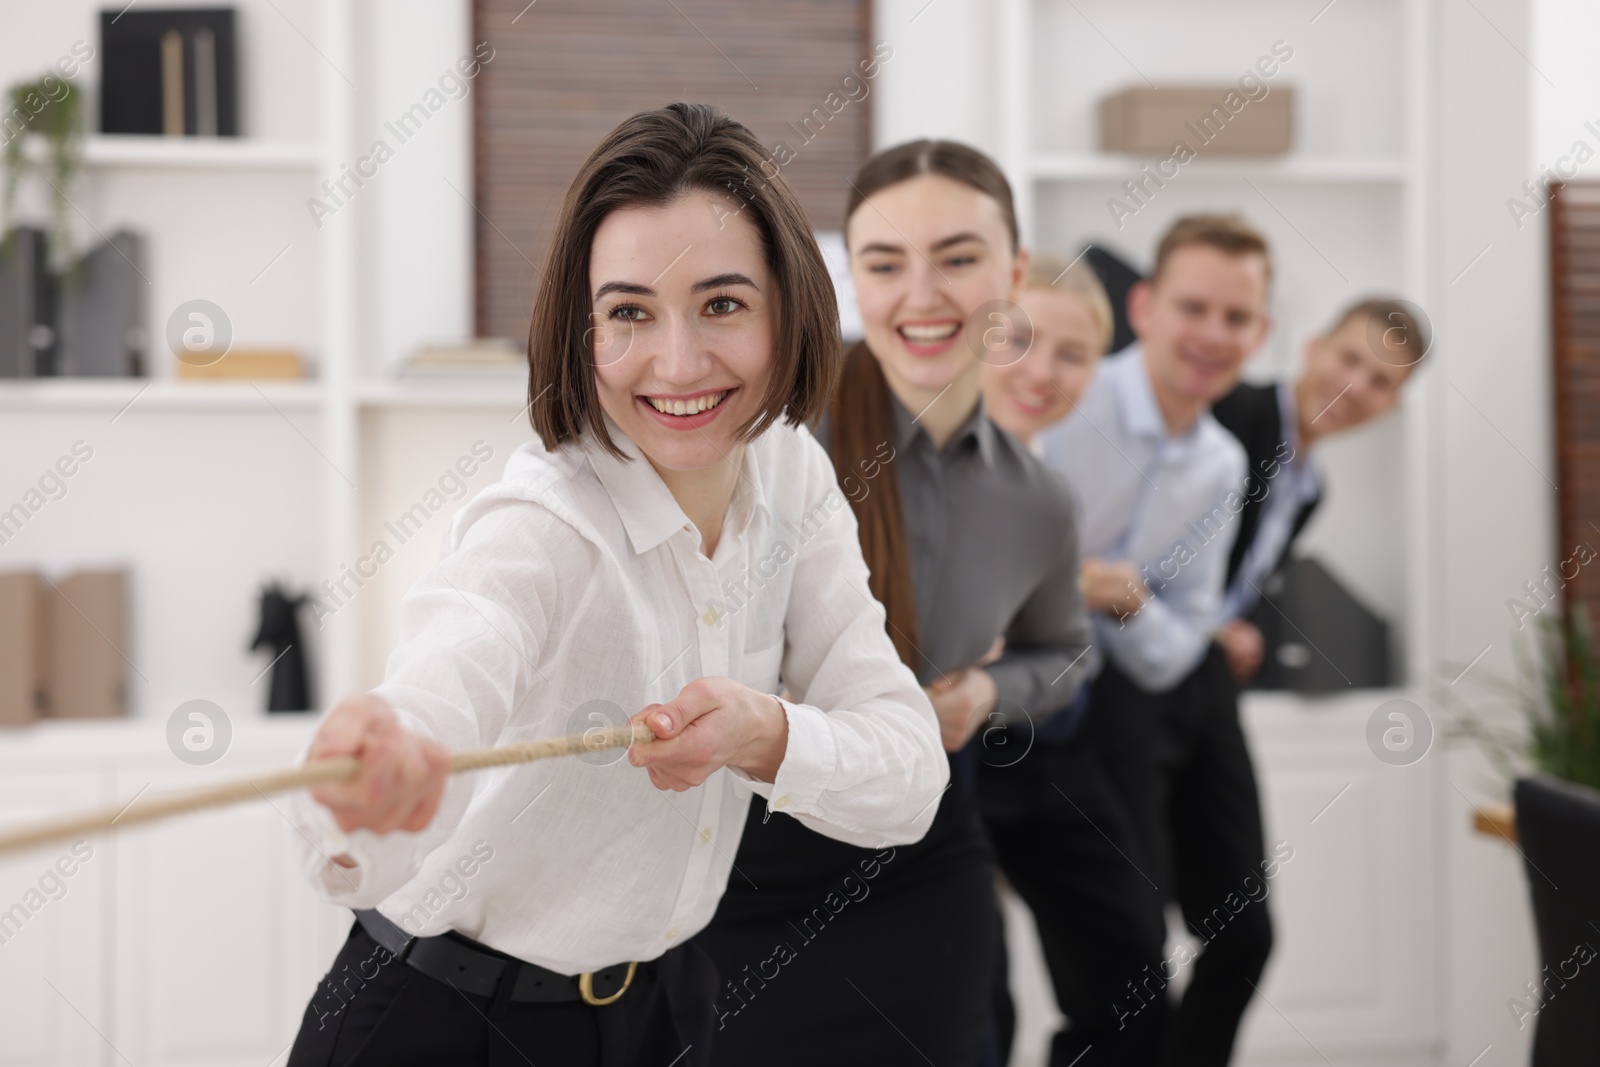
left=0, top=721, right=656, bottom=856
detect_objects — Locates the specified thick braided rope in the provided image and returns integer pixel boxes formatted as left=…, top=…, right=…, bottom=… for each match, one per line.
left=0, top=722, right=656, bottom=856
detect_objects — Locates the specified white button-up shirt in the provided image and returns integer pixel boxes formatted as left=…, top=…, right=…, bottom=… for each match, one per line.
left=285, top=416, right=946, bottom=974
left=1036, top=346, right=1247, bottom=692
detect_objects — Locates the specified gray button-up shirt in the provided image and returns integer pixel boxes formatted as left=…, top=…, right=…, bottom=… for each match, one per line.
left=819, top=392, right=1097, bottom=724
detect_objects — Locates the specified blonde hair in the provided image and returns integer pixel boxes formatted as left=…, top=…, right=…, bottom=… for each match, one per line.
left=1021, top=252, right=1115, bottom=355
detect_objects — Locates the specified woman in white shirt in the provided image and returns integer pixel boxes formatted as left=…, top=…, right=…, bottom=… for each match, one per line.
left=283, top=102, right=946, bottom=1067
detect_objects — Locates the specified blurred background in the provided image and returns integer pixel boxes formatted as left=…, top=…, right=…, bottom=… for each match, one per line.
left=0, top=0, right=1596, bottom=1063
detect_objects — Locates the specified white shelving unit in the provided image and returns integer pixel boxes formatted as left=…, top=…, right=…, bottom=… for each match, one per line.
left=0, top=1, right=502, bottom=1062
left=993, top=3, right=1442, bottom=1065
left=0, top=0, right=494, bottom=727
left=995, top=0, right=1436, bottom=677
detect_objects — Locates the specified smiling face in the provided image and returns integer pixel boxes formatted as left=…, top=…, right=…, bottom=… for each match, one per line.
left=1296, top=310, right=1411, bottom=439
left=588, top=189, right=776, bottom=474
left=1130, top=244, right=1270, bottom=415
left=981, top=286, right=1106, bottom=444
left=846, top=174, right=1024, bottom=401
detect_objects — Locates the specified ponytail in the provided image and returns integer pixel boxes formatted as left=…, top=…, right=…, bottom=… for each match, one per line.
left=829, top=342, right=921, bottom=670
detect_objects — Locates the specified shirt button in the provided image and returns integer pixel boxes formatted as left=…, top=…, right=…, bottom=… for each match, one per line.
left=701, top=608, right=718, bottom=626
left=699, top=827, right=713, bottom=844
left=773, top=796, right=789, bottom=810
left=664, top=927, right=680, bottom=940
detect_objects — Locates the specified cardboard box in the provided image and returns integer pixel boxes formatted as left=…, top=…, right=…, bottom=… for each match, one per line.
left=174, top=347, right=303, bottom=379
left=0, top=572, right=45, bottom=725
left=1099, top=85, right=1295, bottom=155
left=42, top=570, right=129, bottom=719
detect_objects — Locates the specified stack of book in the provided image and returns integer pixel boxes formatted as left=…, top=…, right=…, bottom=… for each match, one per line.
left=397, top=339, right=525, bottom=379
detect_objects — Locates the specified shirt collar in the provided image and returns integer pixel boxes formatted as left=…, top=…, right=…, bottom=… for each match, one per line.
left=1113, top=344, right=1205, bottom=454
left=585, top=413, right=769, bottom=557
left=889, top=388, right=999, bottom=468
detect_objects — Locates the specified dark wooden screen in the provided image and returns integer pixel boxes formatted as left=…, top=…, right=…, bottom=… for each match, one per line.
left=1549, top=182, right=1600, bottom=617
left=472, top=0, right=872, bottom=342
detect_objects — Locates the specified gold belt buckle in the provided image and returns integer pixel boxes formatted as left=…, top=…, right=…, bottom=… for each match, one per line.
left=578, top=960, right=637, bottom=1006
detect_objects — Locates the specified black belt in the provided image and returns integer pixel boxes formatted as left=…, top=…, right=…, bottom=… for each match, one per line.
left=354, top=908, right=640, bottom=1006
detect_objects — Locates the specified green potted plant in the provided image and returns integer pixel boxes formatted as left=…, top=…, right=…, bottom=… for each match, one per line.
left=1, top=73, right=85, bottom=267
left=1446, top=607, right=1600, bottom=1064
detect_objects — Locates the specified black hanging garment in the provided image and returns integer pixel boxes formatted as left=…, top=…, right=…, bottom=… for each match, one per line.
left=250, top=581, right=312, bottom=712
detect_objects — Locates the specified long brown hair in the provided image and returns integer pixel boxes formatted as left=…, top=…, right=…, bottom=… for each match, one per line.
left=830, top=140, right=1019, bottom=670
left=527, top=102, right=842, bottom=458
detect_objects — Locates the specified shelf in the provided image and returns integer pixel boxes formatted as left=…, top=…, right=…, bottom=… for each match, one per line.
left=0, top=379, right=537, bottom=411
left=0, top=379, right=325, bottom=411
left=356, top=379, right=529, bottom=409
left=1030, top=153, right=1408, bottom=184
left=31, top=135, right=323, bottom=170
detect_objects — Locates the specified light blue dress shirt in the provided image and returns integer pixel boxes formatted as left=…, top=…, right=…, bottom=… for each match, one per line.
left=1036, top=345, right=1248, bottom=693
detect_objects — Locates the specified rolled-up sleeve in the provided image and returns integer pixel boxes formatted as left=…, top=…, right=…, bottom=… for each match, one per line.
left=744, top=438, right=947, bottom=849
left=1099, top=480, right=1244, bottom=693
left=282, top=500, right=560, bottom=907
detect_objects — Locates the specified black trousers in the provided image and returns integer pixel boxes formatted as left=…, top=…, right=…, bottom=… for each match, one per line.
left=977, top=687, right=1171, bottom=1067
left=1095, top=645, right=1275, bottom=1067
left=694, top=788, right=1002, bottom=1066
left=287, top=920, right=719, bottom=1067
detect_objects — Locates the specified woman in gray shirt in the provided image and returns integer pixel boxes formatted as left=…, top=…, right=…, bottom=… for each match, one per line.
left=695, top=139, right=1095, bottom=1066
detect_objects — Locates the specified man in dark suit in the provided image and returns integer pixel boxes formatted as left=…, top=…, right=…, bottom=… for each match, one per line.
left=1210, top=298, right=1429, bottom=683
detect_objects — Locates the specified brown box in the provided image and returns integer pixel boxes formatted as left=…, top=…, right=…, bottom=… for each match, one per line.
left=174, top=348, right=303, bottom=380
left=42, top=570, right=129, bottom=719
left=0, top=572, right=45, bottom=725
left=1099, top=86, right=1295, bottom=155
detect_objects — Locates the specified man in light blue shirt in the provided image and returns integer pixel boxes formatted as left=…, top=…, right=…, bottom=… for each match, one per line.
left=1007, top=215, right=1274, bottom=1067
left=1036, top=342, right=1247, bottom=691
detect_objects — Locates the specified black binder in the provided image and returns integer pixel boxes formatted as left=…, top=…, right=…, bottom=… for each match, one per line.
left=0, top=227, right=56, bottom=377
left=1249, top=554, right=1393, bottom=692
left=57, top=230, right=148, bottom=377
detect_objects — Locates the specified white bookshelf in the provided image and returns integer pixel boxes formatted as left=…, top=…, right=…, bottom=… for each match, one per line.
left=994, top=2, right=1441, bottom=1064
left=996, top=0, right=1435, bottom=677
left=0, top=0, right=491, bottom=728
left=0, top=1, right=492, bottom=1057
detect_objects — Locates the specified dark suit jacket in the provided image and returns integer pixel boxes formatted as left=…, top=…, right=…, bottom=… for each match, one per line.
left=1211, top=381, right=1322, bottom=589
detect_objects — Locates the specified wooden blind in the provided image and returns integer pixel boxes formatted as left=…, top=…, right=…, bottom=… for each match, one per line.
left=1549, top=182, right=1600, bottom=617
left=472, top=0, right=872, bottom=342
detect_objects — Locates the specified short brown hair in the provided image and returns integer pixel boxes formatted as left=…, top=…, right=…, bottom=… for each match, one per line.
left=527, top=102, right=842, bottom=458
left=1151, top=213, right=1273, bottom=287
left=1022, top=252, right=1115, bottom=355
left=1327, top=297, right=1432, bottom=369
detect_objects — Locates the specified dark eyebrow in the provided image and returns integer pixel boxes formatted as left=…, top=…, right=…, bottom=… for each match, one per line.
left=929, top=232, right=986, bottom=253
left=691, top=272, right=757, bottom=293
left=856, top=233, right=986, bottom=258
left=594, top=272, right=758, bottom=300
left=595, top=280, right=653, bottom=299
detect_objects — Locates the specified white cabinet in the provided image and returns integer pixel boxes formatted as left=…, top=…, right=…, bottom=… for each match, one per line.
left=1234, top=691, right=1437, bottom=1065
left=0, top=719, right=347, bottom=1067
left=1002, top=690, right=1441, bottom=1067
